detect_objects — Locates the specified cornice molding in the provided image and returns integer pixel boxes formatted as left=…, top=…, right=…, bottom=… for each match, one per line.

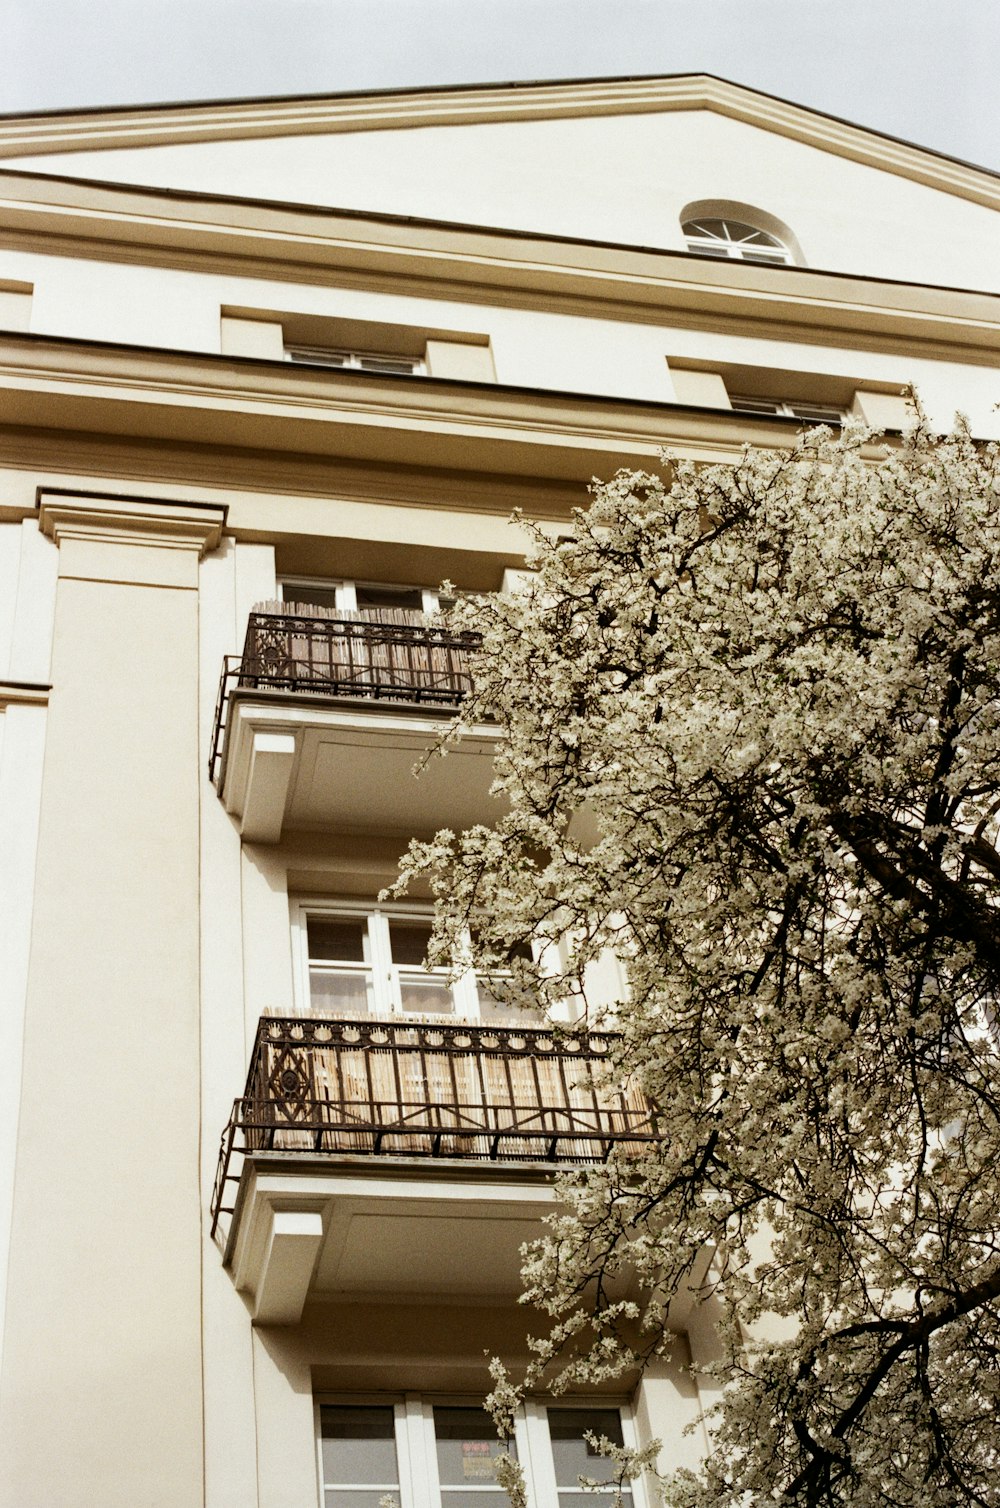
left=1, top=178, right=998, bottom=357
left=0, top=425, right=579, bottom=524
left=2, top=337, right=895, bottom=496
left=37, top=489, right=226, bottom=553
left=0, top=75, right=998, bottom=211
left=0, top=426, right=577, bottom=521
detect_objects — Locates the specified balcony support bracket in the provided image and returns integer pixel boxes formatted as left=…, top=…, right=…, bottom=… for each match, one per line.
left=252, top=1208, right=324, bottom=1325
left=240, top=729, right=296, bottom=842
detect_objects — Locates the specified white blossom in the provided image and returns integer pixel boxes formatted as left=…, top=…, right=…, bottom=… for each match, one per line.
left=396, top=411, right=1000, bottom=1507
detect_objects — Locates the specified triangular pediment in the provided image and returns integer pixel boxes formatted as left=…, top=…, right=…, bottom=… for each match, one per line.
left=1, top=74, right=997, bottom=209
left=1, top=75, right=998, bottom=291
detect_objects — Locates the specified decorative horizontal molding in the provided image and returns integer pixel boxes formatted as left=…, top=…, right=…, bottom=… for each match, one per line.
left=0, top=427, right=578, bottom=527
left=1, top=336, right=893, bottom=496
left=1, top=173, right=998, bottom=361
left=0, top=74, right=998, bottom=211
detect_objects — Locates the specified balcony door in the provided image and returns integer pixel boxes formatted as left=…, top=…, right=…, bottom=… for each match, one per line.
left=318, top=1400, right=647, bottom=1507
left=274, top=579, right=460, bottom=700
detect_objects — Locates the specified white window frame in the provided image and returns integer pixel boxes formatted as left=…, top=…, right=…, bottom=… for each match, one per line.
left=729, top=395, right=846, bottom=424
left=291, top=899, right=520, bottom=1021
left=280, top=577, right=445, bottom=615
left=286, top=344, right=427, bottom=376
left=315, top=1397, right=406, bottom=1505
left=681, top=216, right=794, bottom=265
left=314, top=1395, right=650, bottom=1508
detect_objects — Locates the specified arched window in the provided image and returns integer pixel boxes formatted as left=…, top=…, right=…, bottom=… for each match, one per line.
left=679, top=200, right=803, bottom=266
left=681, top=216, right=793, bottom=265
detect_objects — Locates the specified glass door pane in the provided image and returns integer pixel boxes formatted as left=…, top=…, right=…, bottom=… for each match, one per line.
left=308, top=916, right=374, bottom=1015
left=281, top=582, right=343, bottom=613
left=356, top=584, right=425, bottom=613
left=435, top=1407, right=515, bottom=1505
left=320, top=1405, right=399, bottom=1507
left=549, top=1409, right=632, bottom=1508
left=398, top=975, right=455, bottom=1014
left=391, top=919, right=455, bottom=1014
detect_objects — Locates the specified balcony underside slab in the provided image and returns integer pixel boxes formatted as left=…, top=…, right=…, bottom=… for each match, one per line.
left=230, top=1156, right=557, bottom=1322
left=220, top=691, right=503, bottom=841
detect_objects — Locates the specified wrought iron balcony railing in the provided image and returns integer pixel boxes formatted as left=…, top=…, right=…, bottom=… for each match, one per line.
left=210, top=610, right=481, bottom=784
left=210, top=1016, right=658, bottom=1241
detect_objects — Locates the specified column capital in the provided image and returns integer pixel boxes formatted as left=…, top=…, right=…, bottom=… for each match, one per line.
left=38, top=490, right=225, bottom=553
left=37, top=490, right=226, bottom=587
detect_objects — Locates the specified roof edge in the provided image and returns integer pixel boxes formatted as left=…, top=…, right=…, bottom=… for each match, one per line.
left=1, top=69, right=707, bottom=124
left=0, top=73, right=996, bottom=211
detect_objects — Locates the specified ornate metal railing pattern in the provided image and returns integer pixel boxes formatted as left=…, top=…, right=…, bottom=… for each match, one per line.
left=209, top=611, right=480, bottom=783
left=210, top=1016, right=658, bottom=1240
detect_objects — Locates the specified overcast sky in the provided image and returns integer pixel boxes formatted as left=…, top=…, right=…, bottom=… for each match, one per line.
left=2, top=0, right=998, bottom=172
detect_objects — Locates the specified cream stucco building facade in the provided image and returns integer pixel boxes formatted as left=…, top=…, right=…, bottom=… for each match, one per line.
left=0, top=73, right=999, bottom=1508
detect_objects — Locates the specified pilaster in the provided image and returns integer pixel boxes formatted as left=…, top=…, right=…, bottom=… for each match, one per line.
left=0, top=490, right=224, bottom=1507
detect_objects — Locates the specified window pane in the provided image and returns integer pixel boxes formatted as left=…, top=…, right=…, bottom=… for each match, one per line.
left=557, top=1496, right=630, bottom=1507
left=786, top=403, right=843, bottom=423
left=474, top=940, right=538, bottom=1022
left=308, top=917, right=368, bottom=962
left=549, top=1410, right=626, bottom=1489
left=681, top=217, right=790, bottom=264
left=435, top=1407, right=516, bottom=1495
left=742, top=229, right=783, bottom=248
left=730, top=395, right=783, bottom=415
left=683, top=218, right=725, bottom=238
left=288, top=346, right=350, bottom=368
left=321, top=1406, right=398, bottom=1486
left=390, top=920, right=435, bottom=964
left=469, top=936, right=533, bottom=963
left=399, top=974, right=455, bottom=1014
left=356, top=355, right=420, bottom=376
left=683, top=218, right=782, bottom=248
left=282, top=583, right=343, bottom=612
left=474, top=979, right=539, bottom=1023
left=310, top=968, right=373, bottom=1015
left=326, top=1495, right=401, bottom=1508
left=356, top=584, right=425, bottom=612
left=440, top=1497, right=511, bottom=1506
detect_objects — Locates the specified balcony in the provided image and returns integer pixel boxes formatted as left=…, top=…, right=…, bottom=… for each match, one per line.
left=212, top=1015, right=657, bottom=1322
left=210, top=609, right=501, bottom=841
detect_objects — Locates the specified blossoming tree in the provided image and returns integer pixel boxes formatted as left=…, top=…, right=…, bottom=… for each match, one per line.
left=395, top=416, right=1000, bottom=1507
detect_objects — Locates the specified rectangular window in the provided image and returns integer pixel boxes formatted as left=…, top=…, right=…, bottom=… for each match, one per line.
left=293, top=903, right=532, bottom=1021
left=281, top=579, right=446, bottom=618
left=287, top=345, right=426, bottom=376
left=729, top=395, right=845, bottom=424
